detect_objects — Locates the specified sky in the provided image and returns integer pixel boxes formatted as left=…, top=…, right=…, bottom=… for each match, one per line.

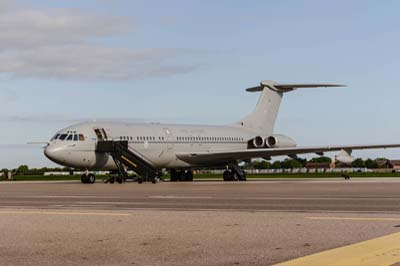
left=1, top=0, right=400, bottom=168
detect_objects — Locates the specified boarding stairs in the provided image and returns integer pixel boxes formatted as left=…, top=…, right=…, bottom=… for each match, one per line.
left=96, top=140, right=158, bottom=182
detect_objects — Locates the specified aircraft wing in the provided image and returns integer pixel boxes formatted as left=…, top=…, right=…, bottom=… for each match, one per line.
left=176, top=144, right=400, bottom=165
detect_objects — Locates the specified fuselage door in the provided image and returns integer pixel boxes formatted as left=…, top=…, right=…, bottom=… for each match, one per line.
left=94, top=128, right=108, bottom=141
left=164, top=128, right=174, bottom=150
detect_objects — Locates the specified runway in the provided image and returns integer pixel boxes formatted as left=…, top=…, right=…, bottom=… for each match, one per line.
left=1, top=179, right=400, bottom=265
left=1, top=179, right=400, bottom=212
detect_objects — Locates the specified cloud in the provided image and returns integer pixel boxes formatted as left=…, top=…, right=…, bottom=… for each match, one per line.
left=0, top=4, right=202, bottom=80
left=0, top=9, right=131, bottom=50
left=0, top=44, right=201, bottom=80
left=0, top=114, right=150, bottom=124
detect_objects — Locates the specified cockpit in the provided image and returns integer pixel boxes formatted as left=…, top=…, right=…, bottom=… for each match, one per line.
left=51, top=131, right=85, bottom=142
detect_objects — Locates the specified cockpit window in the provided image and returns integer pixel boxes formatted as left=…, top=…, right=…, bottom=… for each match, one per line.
left=59, top=134, right=68, bottom=140
left=73, top=134, right=78, bottom=141
left=51, top=134, right=60, bottom=141
left=79, top=134, right=85, bottom=141
left=66, top=134, right=73, bottom=141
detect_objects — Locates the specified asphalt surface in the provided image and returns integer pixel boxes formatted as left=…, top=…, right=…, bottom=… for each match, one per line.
left=1, top=179, right=400, bottom=265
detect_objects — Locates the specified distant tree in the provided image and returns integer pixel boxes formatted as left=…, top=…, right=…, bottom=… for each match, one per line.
left=352, top=158, right=365, bottom=168
left=365, top=159, right=378, bottom=169
left=309, top=156, right=332, bottom=163
left=272, top=161, right=282, bottom=169
left=253, top=160, right=272, bottom=169
left=16, top=165, right=29, bottom=175
left=281, top=159, right=303, bottom=169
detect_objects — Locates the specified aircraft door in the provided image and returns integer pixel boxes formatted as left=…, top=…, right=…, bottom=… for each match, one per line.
left=94, top=128, right=110, bottom=141
left=164, top=128, right=174, bottom=150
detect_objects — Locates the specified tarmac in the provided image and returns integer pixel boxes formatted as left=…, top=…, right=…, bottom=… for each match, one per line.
left=1, top=178, right=400, bottom=265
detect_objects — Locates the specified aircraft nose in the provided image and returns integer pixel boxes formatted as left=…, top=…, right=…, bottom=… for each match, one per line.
left=44, top=145, right=65, bottom=163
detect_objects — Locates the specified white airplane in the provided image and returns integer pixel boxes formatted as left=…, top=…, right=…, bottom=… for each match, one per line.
left=44, top=80, right=400, bottom=183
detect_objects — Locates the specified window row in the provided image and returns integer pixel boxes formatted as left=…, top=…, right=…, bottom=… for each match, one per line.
left=52, top=133, right=85, bottom=141
left=118, top=135, right=244, bottom=143
left=120, top=136, right=165, bottom=141
left=176, top=136, right=243, bottom=142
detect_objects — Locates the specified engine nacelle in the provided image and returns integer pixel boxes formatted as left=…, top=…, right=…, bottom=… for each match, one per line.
left=266, top=134, right=296, bottom=148
left=252, top=136, right=265, bottom=148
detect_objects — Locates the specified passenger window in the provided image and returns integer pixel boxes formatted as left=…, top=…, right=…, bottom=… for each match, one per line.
left=79, top=134, right=85, bottom=141
left=73, top=134, right=78, bottom=141
left=59, top=134, right=68, bottom=140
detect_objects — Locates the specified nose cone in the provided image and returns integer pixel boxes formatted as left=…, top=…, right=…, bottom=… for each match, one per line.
left=44, top=145, right=65, bottom=164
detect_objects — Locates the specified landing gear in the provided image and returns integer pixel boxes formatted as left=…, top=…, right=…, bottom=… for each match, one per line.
left=169, top=169, right=193, bottom=182
left=223, top=165, right=246, bottom=182
left=223, top=170, right=234, bottom=181
left=81, top=173, right=96, bottom=184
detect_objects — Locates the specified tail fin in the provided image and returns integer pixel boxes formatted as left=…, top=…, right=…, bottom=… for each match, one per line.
left=233, top=80, right=344, bottom=135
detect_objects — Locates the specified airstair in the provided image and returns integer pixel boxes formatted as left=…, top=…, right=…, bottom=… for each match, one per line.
left=96, top=140, right=158, bottom=182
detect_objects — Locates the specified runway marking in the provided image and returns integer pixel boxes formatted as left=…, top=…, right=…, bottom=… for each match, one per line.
left=274, top=232, right=400, bottom=266
left=306, top=216, right=400, bottom=221
left=0, top=210, right=131, bottom=216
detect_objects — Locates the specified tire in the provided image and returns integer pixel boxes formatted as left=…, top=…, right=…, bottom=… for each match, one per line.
left=81, top=175, right=88, bottom=183
left=223, top=170, right=233, bottom=181
left=186, top=171, right=193, bottom=182
left=170, top=169, right=178, bottom=182
left=137, top=178, right=143, bottom=184
left=88, top=174, right=96, bottom=184
left=178, top=171, right=186, bottom=182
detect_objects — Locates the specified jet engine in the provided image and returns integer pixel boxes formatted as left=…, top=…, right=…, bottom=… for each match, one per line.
left=335, top=149, right=354, bottom=164
left=266, top=134, right=296, bottom=148
left=252, top=136, right=265, bottom=148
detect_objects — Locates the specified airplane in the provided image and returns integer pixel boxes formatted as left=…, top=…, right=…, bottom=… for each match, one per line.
left=44, top=80, right=400, bottom=184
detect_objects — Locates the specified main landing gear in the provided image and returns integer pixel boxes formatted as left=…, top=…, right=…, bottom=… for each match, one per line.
left=81, top=173, right=96, bottom=184
left=169, top=169, right=193, bottom=182
left=223, top=164, right=246, bottom=181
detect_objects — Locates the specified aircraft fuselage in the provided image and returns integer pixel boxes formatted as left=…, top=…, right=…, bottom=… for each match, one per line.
left=44, top=122, right=256, bottom=170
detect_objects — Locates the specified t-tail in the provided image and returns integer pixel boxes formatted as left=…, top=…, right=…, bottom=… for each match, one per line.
left=232, top=80, right=345, bottom=135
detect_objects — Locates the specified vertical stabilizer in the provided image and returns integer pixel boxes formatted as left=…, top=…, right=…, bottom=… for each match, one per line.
left=233, top=80, right=344, bottom=135
left=233, top=80, right=282, bottom=135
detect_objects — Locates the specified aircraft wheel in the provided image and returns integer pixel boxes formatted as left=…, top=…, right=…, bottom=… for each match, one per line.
left=170, top=169, right=178, bottom=182
left=186, top=171, right=193, bottom=181
left=116, top=176, right=123, bottom=184
left=178, top=171, right=187, bottom=182
left=88, top=174, right=96, bottom=184
left=223, top=170, right=233, bottom=181
left=137, top=178, right=143, bottom=184
left=80, top=175, right=88, bottom=183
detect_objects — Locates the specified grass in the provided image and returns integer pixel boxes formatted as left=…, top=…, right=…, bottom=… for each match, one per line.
left=2, top=171, right=400, bottom=181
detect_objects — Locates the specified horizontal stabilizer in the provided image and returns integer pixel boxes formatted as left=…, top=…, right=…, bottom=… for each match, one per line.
left=246, top=80, right=345, bottom=92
